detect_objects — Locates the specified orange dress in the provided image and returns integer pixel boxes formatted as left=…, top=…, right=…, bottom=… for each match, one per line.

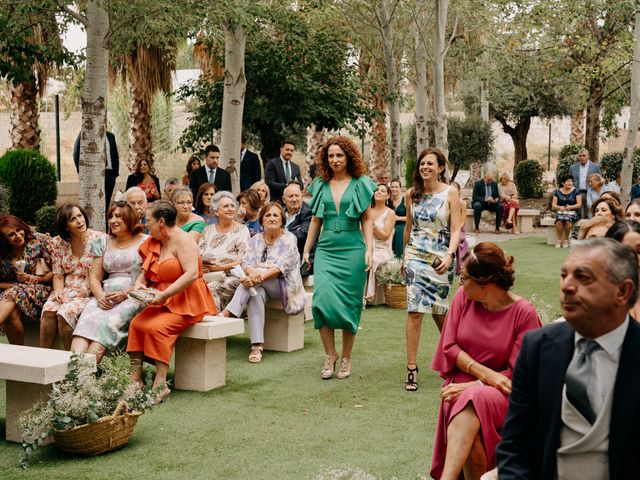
left=126, top=238, right=217, bottom=364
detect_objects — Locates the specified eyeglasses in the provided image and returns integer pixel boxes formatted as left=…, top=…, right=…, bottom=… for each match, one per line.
left=261, top=246, right=269, bottom=263
left=459, top=273, right=470, bottom=284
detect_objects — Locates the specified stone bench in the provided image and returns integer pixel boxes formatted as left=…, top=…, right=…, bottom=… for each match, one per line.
left=465, top=208, right=539, bottom=233
left=302, top=276, right=314, bottom=323
left=0, top=344, right=96, bottom=442
left=264, top=300, right=305, bottom=352
left=541, top=217, right=587, bottom=245
left=174, top=316, right=244, bottom=392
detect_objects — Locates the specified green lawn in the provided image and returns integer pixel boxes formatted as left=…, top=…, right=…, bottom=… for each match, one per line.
left=0, top=236, right=568, bottom=480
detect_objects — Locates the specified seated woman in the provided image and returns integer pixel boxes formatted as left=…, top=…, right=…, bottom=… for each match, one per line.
left=194, top=182, right=217, bottom=225
left=365, top=183, right=395, bottom=305
left=498, top=173, right=520, bottom=234
left=430, top=242, right=541, bottom=479
left=41, top=205, right=102, bottom=350
left=71, top=202, right=147, bottom=363
left=251, top=180, right=271, bottom=208
left=199, top=191, right=250, bottom=309
left=172, top=186, right=206, bottom=243
left=626, top=198, right=640, bottom=222
left=577, top=215, right=614, bottom=240
left=220, top=202, right=305, bottom=363
left=237, top=189, right=263, bottom=237
left=586, top=173, right=608, bottom=215
left=552, top=174, right=582, bottom=248
left=0, top=215, right=53, bottom=344
left=591, top=196, right=623, bottom=223
left=127, top=200, right=216, bottom=401
left=125, top=159, right=161, bottom=203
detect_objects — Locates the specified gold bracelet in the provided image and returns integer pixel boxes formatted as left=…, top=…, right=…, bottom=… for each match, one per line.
left=466, top=360, right=476, bottom=373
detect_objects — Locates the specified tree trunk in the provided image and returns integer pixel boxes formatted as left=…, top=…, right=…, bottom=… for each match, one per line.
left=414, top=29, right=429, bottom=157
left=495, top=114, right=531, bottom=165
left=378, top=0, right=400, bottom=179
left=9, top=77, right=40, bottom=150
left=219, top=22, right=246, bottom=195
left=370, top=97, right=388, bottom=181
left=480, top=80, right=489, bottom=122
left=569, top=109, right=585, bottom=145
left=305, top=125, right=327, bottom=184
left=128, top=85, right=152, bottom=172
left=78, top=0, right=109, bottom=231
left=585, top=78, right=604, bottom=161
left=433, top=0, right=449, bottom=158
left=621, top=10, right=640, bottom=208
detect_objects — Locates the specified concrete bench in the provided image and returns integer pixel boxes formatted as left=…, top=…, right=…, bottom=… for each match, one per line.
left=0, top=344, right=96, bottom=442
left=264, top=300, right=305, bottom=352
left=174, top=316, right=244, bottom=392
left=465, top=208, right=539, bottom=233
left=302, top=276, right=314, bottom=323
left=541, top=217, right=587, bottom=245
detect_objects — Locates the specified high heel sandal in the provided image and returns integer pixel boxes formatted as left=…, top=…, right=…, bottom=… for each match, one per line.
left=321, top=354, right=338, bottom=379
left=336, top=358, right=351, bottom=379
left=405, top=365, right=418, bottom=391
left=130, top=358, right=144, bottom=389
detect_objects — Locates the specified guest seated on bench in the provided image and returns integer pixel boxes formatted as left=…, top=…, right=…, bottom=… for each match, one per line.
left=199, top=191, right=250, bottom=309
left=71, top=202, right=147, bottom=363
left=472, top=171, right=503, bottom=234
left=127, top=200, right=216, bottom=403
left=172, top=186, right=206, bottom=243
left=0, top=214, right=53, bottom=344
left=237, top=189, right=263, bottom=237
left=41, top=205, right=102, bottom=350
left=282, top=181, right=314, bottom=275
left=220, top=202, right=305, bottom=363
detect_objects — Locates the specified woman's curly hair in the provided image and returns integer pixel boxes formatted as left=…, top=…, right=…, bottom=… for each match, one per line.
left=411, top=148, right=449, bottom=204
left=315, top=136, right=367, bottom=182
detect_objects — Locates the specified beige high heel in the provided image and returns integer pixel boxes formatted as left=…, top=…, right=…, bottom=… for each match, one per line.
left=321, top=354, right=338, bottom=379
left=336, top=358, right=351, bottom=379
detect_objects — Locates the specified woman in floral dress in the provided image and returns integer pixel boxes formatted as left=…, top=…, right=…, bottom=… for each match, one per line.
left=0, top=215, right=53, bottom=344
left=41, top=205, right=102, bottom=350
left=71, top=203, right=147, bottom=363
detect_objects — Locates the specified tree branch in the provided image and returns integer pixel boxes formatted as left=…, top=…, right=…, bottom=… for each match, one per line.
left=57, top=2, right=87, bottom=27
left=494, top=113, right=516, bottom=136
left=443, top=8, right=460, bottom=58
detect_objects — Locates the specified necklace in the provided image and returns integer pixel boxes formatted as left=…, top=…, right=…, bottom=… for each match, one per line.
left=263, top=232, right=280, bottom=246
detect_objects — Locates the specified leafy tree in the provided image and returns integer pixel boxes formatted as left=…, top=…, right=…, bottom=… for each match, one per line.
left=447, top=116, right=493, bottom=180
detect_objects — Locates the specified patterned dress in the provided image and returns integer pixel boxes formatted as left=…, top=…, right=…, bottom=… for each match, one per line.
left=404, top=187, right=454, bottom=314
left=199, top=223, right=250, bottom=309
left=0, top=232, right=54, bottom=330
left=41, top=229, right=103, bottom=328
left=73, top=234, right=147, bottom=349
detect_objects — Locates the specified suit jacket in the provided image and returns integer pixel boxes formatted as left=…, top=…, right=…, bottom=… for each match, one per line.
left=286, top=202, right=312, bottom=256
left=240, top=149, right=262, bottom=192
left=471, top=179, right=500, bottom=205
left=73, top=131, right=119, bottom=179
left=190, top=165, right=232, bottom=197
left=496, top=319, right=640, bottom=480
left=569, top=161, right=601, bottom=191
left=265, top=157, right=303, bottom=202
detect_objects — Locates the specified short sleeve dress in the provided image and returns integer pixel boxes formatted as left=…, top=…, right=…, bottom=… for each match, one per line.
left=429, top=288, right=541, bottom=478
left=307, top=175, right=377, bottom=333
left=554, top=188, right=581, bottom=223
left=73, top=234, right=147, bottom=349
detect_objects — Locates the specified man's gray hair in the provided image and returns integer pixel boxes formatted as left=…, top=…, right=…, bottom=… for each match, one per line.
left=124, top=186, right=146, bottom=200
left=211, top=190, right=237, bottom=213
left=172, top=186, right=193, bottom=202
left=572, top=237, right=639, bottom=306
left=578, top=148, right=590, bottom=157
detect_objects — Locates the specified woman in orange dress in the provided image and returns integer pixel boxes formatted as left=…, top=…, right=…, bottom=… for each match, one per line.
left=127, top=200, right=216, bottom=402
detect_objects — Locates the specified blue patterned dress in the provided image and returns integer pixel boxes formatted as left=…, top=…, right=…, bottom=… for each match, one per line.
left=404, top=187, right=454, bottom=314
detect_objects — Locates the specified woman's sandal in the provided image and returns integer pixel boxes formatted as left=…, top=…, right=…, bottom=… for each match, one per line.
left=405, top=365, right=419, bottom=391
left=155, top=384, right=171, bottom=404
left=249, top=345, right=263, bottom=363
left=321, top=354, right=339, bottom=379
left=336, top=358, right=351, bottom=379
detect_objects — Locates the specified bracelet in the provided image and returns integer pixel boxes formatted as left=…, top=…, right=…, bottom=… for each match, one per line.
left=466, top=360, right=476, bottom=373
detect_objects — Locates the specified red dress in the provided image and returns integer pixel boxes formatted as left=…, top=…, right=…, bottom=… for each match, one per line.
left=429, top=289, right=541, bottom=479
left=127, top=238, right=217, bottom=364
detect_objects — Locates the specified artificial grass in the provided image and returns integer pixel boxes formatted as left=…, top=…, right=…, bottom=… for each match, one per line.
left=0, top=236, right=568, bottom=479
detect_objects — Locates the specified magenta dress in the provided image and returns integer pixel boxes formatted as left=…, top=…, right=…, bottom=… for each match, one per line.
left=429, top=288, right=540, bottom=478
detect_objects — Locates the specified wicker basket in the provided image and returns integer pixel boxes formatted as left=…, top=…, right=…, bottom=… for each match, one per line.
left=383, top=284, right=407, bottom=309
left=53, top=401, right=142, bottom=456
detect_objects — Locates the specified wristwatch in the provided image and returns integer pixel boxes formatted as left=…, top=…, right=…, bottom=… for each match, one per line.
left=447, top=251, right=456, bottom=260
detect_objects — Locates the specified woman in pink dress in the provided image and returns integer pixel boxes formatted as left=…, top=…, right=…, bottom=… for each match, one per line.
left=430, top=242, right=541, bottom=479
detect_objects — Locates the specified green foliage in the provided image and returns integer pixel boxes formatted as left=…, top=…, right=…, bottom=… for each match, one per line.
left=514, top=159, right=544, bottom=198
left=600, top=150, right=640, bottom=182
left=0, top=181, right=10, bottom=215
left=376, top=258, right=405, bottom=286
left=556, top=155, right=576, bottom=185
left=34, top=205, right=58, bottom=236
left=558, top=144, right=585, bottom=160
left=447, top=116, right=493, bottom=176
left=0, top=149, right=57, bottom=223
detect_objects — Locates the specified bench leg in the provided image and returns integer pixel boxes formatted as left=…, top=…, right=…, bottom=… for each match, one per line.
left=264, top=310, right=304, bottom=352
left=174, top=337, right=226, bottom=392
left=5, top=380, right=53, bottom=443
left=518, top=216, right=534, bottom=233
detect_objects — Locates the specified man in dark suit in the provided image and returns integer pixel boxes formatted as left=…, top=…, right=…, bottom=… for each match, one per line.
left=189, top=144, right=232, bottom=197
left=265, top=139, right=303, bottom=202
left=497, top=238, right=640, bottom=479
left=240, top=136, right=262, bottom=191
left=73, top=131, right=119, bottom=212
left=471, top=171, right=503, bottom=233
left=282, top=181, right=314, bottom=275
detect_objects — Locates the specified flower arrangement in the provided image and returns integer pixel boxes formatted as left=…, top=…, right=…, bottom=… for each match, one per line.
left=17, top=353, right=156, bottom=467
left=375, top=258, right=406, bottom=286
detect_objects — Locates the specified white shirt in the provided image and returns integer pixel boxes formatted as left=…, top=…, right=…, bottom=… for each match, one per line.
left=579, top=161, right=590, bottom=191
left=572, top=316, right=628, bottom=415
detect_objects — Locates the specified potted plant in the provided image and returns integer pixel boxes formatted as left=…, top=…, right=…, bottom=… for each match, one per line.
left=375, top=259, right=407, bottom=309
left=17, top=353, right=156, bottom=467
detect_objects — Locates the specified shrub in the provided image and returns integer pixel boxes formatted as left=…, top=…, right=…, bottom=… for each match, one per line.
left=600, top=150, right=640, bottom=181
left=556, top=155, right=576, bottom=184
left=0, top=181, right=10, bottom=216
left=515, top=159, right=544, bottom=198
left=35, top=204, right=58, bottom=236
left=558, top=143, right=585, bottom=160
left=0, top=149, right=57, bottom=223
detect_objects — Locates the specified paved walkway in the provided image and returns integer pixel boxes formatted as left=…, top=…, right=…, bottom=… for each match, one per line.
left=468, top=227, right=546, bottom=244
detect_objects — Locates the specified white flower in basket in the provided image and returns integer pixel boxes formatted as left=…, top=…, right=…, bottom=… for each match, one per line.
left=375, top=259, right=406, bottom=286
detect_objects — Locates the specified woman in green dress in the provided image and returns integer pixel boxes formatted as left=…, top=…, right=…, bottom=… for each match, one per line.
left=303, top=136, right=376, bottom=380
left=390, top=178, right=406, bottom=258
left=172, top=186, right=206, bottom=243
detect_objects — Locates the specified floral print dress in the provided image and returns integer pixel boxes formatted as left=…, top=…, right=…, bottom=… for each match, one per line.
left=41, top=229, right=102, bottom=328
left=404, top=187, right=454, bottom=314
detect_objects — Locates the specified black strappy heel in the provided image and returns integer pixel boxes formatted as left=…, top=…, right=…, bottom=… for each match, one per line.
left=405, top=365, right=418, bottom=391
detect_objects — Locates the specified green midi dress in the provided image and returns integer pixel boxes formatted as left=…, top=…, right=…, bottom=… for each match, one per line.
left=308, top=176, right=377, bottom=334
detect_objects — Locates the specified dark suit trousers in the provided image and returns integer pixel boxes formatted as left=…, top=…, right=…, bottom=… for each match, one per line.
left=473, top=201, right=503, bottom=229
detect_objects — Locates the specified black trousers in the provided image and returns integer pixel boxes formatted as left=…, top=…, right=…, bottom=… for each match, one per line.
left=473, top=201, right=503, bottom=229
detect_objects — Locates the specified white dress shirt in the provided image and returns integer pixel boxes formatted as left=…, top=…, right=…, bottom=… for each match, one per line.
left=579, top=161, right=590, bottom=191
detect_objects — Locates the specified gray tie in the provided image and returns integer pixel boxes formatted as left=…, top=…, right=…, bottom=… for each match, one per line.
left=284, top=161, right=291, bottom=182
left=208, top=168, right=215, bottom=184
left=565, top=338, right=600, bottom=424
